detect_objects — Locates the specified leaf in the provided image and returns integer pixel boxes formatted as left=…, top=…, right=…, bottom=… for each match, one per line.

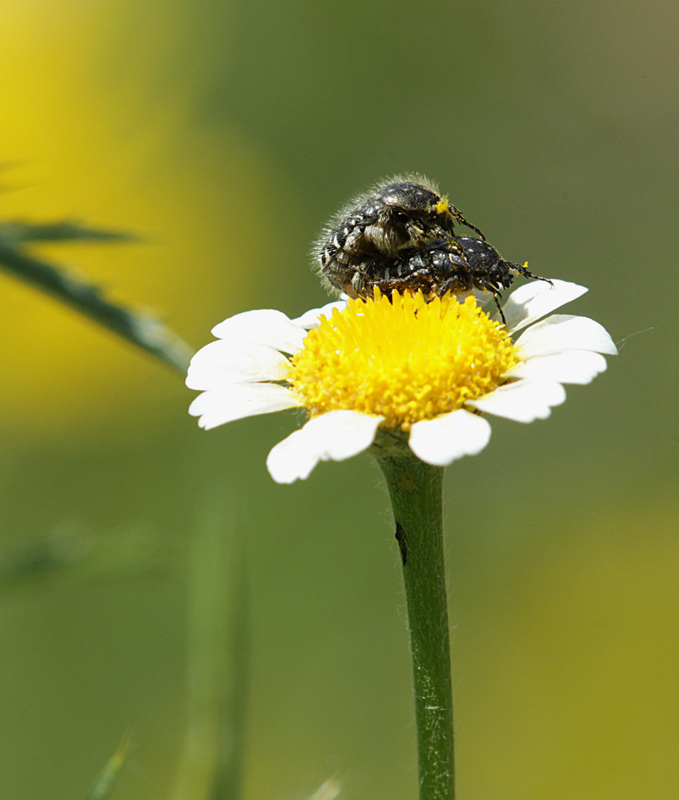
left=172, top=501, right=248, bottom=800
left=0, top=237, right=191, bottom=373
left=0, top=220, right=139, bottom=246
left=85, top=729, right=132, bottom=800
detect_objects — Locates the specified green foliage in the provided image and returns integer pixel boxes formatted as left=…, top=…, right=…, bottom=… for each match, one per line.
left=0, top=220, right=191, bottom=373
left=85, top=729, right=131, bottom=800
left=0, top=523, right=170, bottom=594
left=172, top=503, right=248, bottom=800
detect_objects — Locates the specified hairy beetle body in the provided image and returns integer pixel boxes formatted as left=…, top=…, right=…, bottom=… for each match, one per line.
left=314, top=176, right=550, bottom=321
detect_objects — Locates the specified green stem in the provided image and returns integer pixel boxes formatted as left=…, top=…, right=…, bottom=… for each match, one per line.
left=378, top=453, right=455, bottom=800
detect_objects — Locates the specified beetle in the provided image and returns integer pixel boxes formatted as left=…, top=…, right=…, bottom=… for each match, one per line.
left=314, top=177, right=551, bottom=322
left=315, top=176, right=484, bottom=297
left=348, top=236, right=550, bottom=322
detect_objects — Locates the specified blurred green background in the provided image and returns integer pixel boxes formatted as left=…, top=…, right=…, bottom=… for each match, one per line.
left=0, top=0, right=676, bottom=798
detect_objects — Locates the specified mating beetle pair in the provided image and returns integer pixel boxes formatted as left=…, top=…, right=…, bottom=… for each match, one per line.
left=314, top=176, right=549, bottom=320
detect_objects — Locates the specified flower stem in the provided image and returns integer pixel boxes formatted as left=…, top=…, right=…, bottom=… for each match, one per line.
left=378, top=453, right=455, bottom=800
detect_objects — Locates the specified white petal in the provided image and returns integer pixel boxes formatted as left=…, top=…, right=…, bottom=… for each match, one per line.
left=467, top=380, right=566, bottom=423
left=516, top=314, right=618, bottom=358
left=186, top=340, right=290, bottom=389
left=508, top=349, right=608, bottom=385
left=189, top=383, right=301, bottom=430
left=266, top=410, right=383, bottom=484
left=500, top=279, right=588, bottom=333
left=266, top=428, right=320, bottom=484
left=408, top=409, right=492, bottom=466
left=211, top=309, right=307, bottom=353
left=292, top=300, right=348, bottom=329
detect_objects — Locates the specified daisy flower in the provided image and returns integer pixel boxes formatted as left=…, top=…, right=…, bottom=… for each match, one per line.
left=186, top=280, right=616, bottom=483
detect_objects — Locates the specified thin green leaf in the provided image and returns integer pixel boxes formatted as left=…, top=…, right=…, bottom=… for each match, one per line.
left=85, top=728, right=132, bottom=800
left=0, top=533, right=81, bottom=588
left=306, top=779, right=342, bottom=800
left=0, top=220, right=139, bottom=246
left=172, top=500, right=248, bottom=800
left=0, top=242, right=191, bottom=373
left=0, top=522, right=170, bottom=595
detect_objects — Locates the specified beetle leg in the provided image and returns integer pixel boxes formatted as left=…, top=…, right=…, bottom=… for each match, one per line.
left=370, top=268, right=434, bottom=296
left=471, top=279, right=507, bottom=325
left=448, top=205, right=486, bottom=240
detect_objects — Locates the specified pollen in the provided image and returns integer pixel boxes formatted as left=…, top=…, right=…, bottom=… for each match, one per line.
left=435, top=198, right=450, bottom=215
left=286, top=291, right=520, bottom=430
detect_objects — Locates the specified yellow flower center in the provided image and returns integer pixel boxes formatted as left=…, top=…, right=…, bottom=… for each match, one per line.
left=287, top=291, right=520, bottom=430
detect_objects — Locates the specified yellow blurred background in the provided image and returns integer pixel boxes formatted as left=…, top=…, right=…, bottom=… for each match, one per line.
left=0, top=0, right=677, bottom=798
